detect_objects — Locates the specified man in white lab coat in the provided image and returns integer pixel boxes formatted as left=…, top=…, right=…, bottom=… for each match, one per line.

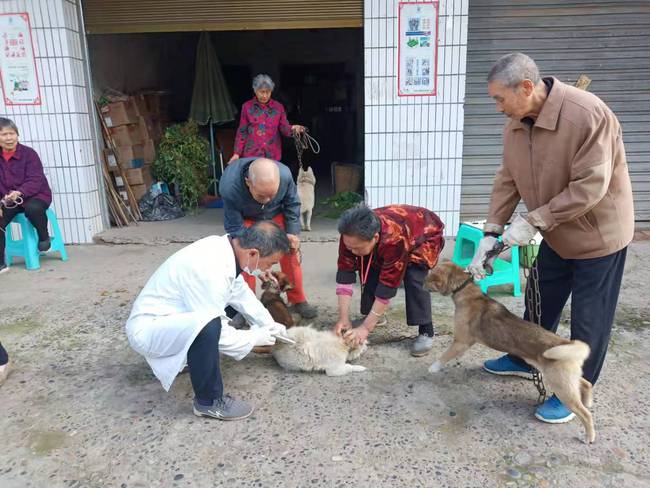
left=126, top=221, right=290, bottom=420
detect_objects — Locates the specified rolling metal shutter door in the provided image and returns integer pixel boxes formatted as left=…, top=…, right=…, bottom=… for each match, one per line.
left=461, top=0, right=650, bottom=221
left=82, top=0, right=363, bottom=34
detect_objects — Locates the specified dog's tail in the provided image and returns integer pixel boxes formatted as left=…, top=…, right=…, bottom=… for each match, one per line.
left=543, top=340, right=590, bottom=363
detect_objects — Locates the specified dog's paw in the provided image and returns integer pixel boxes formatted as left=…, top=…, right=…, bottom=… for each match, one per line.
left=428, top=361, right=442, bottom=373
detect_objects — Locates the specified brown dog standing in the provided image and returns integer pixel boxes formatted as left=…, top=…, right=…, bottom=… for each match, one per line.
left=425, top=262, right=595, bottom=443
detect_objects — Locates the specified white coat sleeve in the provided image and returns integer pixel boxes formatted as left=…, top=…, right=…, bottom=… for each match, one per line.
left=216, top=318, right=256, bottom=360
left=228, top=274, right=276, bottom=329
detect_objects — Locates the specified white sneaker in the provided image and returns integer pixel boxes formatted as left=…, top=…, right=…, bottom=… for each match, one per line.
left=0, top=361, right=11, bottom=387
left=410, top=335, right=434, bottom=357
left=0, top=264, right=9, bottom=274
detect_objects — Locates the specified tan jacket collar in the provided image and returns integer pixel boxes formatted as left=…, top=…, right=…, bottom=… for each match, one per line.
left=509, top=77, right=566, bottom=132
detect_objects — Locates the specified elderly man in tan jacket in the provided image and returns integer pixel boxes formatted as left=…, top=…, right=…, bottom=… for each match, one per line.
left=468, top=53, right=634, bottom=425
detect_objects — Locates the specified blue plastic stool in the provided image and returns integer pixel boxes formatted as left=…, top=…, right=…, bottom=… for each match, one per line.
left=452, top=223, right=521, bottom=297
left=4, top=208, right=68, bottom=270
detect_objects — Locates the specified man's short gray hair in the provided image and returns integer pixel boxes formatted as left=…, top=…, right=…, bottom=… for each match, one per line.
left=252, top=74, right=275, bottom=91
left=338, top=205, right=381, bottom=241
left=238, top=221, right=290, bottom=257
left=0, top=117, right=19, bottom=135
left=487, top=53, right=541, bottom=88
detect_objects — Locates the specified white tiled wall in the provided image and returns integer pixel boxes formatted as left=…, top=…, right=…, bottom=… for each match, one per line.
left=364, top=0, right=468, bottom=235
left=0, top=0, right=105, bottom=243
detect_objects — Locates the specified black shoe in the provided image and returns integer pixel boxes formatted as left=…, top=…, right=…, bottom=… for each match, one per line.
left=0, top=263, right=8, bottom=274
left=38, top=237, right=51, bottom=252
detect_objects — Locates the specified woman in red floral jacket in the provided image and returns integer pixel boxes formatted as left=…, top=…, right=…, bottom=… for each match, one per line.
left=229, top=74, right=304, bottom=163
left=334, top=205, right=445, bottom=356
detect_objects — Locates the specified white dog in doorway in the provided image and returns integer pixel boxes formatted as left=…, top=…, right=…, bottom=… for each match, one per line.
left=297, top=166, right=316, bottom=231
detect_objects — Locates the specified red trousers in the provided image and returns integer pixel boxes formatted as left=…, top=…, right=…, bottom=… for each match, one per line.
left=242, top=214, right=306, bottom=304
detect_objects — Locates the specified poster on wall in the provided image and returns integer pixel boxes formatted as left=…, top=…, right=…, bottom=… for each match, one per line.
left=0, top=13, right=42, bottom=105
left=398, top=2, right=439, bottom=97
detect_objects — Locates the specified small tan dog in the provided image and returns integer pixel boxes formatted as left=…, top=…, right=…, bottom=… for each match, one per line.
left=253, top=271, right=296, bottom=355
left=272, top=326, right=367, bottom=376
left=425, top=261, right=595, bottom=444
left=297, top=166, right=316, bottom=231
left=260, top=271, right=295, bottom=328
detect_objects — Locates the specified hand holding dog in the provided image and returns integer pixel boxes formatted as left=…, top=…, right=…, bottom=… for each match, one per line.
left=502, top=214, right=538, bottom=246
left=265, top=322, right=288, bottom=337
left=344, top=326, right=369, bottom=348
left=245, top=327, right=277, bottom=347
left=259, top=270, right=279, bottom=286
left=467, top=235, right=499, bottom=280
left=333, top=318, right=352, bottom=337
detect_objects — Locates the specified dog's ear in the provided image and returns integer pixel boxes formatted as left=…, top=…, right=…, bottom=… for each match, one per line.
left=424, top=267, right=444, bottom=294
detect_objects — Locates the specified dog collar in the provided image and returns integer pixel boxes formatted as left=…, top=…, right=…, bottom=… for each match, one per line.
left=451, top=277, right=474, bottom=295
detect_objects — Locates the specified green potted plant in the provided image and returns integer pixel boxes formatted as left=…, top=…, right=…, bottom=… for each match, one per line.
left=152, top=120, right=212, bottom=211
left=319, top=191, right=364, bottom=218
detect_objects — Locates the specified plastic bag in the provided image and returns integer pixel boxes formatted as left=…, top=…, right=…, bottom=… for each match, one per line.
left=138, top=189, right=184, bottom=221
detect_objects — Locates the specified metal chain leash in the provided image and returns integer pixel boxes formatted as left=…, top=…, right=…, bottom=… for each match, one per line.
left=293, top=129, right=321, bottom=169
left=522, top=241, right=547, bottom=404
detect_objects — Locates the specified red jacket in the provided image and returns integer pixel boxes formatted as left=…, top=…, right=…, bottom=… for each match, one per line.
left=337, top=205, right=445, bottom=298
left=234, top=98, right=293, bottom=161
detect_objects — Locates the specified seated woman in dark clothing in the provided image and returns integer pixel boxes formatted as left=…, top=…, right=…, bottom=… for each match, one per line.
left=0, top=117, right=53, bottom=274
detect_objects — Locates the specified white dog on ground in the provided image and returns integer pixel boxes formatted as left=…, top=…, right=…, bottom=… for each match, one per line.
left=271, top=326, right=367, bottom=376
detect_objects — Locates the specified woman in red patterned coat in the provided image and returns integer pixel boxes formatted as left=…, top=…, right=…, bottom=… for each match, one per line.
left=334, top=205, right=445, bottom=356
left=229, top=74, right=304, bottom=164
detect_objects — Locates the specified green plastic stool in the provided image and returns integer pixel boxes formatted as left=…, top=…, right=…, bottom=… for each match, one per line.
left=452, top=223, right=521, bottom=297
left=4, top=208, right=68, bottom=270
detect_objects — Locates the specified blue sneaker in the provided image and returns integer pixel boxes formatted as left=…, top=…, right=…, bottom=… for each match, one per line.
left=483, top=354, right=534, bottom=379
left=534, top=394, right=575, bottom=424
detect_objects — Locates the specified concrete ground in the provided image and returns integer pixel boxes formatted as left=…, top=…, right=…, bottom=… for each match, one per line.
left=1, top=212, right=649, bottom=487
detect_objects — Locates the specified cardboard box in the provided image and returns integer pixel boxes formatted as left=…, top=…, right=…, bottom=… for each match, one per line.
left=125, top=166, right=153, bottom=186
left=136, top=116, right=155, bottom=142
left=129, top=184, right=148, bottom=201
left=142, top=139, right=156, bottom=164
left=101, top=100, right=138, bottom=127
left=143, top=91, right=168, bottom=115
left=132, top=94, right=149, bottom=118
left=114, top=144, right=144, bottom=168
left=109, top=124, right=143, bottom=147
left=103, top=149, right=119, bottom=171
